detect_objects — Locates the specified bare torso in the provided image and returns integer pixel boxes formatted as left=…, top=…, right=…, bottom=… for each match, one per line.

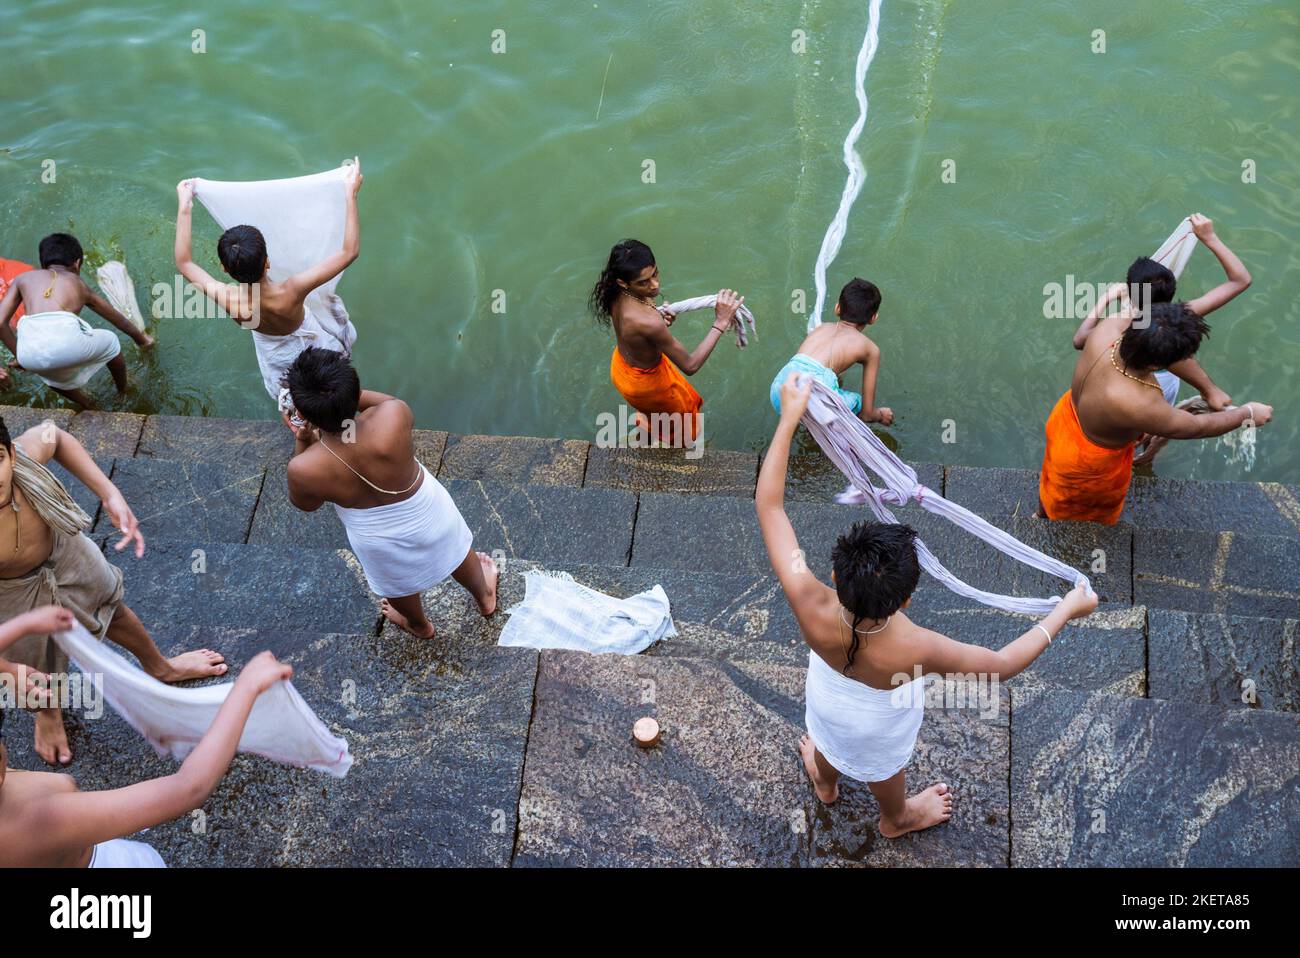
left=795, top=322, right=870, bottom=375
left=290, top=403, right=424, bottom=510
left=0, top=483, right=56, bottom=578
left=799, top=584, right=937, bottom=691
left=0, top=769, right=92, bottom=867
left=611, top=296, right=669, bottom=369
left=227, top=279, right=308, bottom=337
left=1072, top=315, right=1170, bottom=448
left=12, top=268, right=92, bottom=318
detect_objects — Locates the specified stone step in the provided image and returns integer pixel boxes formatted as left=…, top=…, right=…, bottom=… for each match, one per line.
left=1010, top=684, right=1300, bottom=867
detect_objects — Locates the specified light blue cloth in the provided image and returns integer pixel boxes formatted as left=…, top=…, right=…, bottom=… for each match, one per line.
left=771, top=354, right=861, bottom=415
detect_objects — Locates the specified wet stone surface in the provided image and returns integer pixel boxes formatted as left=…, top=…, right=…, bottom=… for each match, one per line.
left=97, top=457, right=265, bottom=544
left=584, top=445, right=759, bottom=498
left=437, top=434, right=588, bottom=487
left=136, top=414, right=294, bottom=470
left=68, top=410, right=145, bottom=459
left=247, top=464, right=348, bottom=549
left=1134, top=529, right=1300, bottom=619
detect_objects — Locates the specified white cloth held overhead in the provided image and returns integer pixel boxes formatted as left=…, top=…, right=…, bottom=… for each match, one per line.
left=333, top=464, right=473, bottom=598
left=53, top=621, right=353, bottom=778
left=799, top=376, right=1091, bottom=615
left=498, top=569, right=678, bottom=654
left=15, top=310, right=122, bottom=390
left=1149, top=218, right=1197, bottom=406
left=193, top=163, right=359, bottom=399
left=659, top=295, right=757, bottom=348
left=94, top=261, right=146, bottom=332
left=89, top=838, right=167, bottom=868
left=804, top=649, right=926, bottom=783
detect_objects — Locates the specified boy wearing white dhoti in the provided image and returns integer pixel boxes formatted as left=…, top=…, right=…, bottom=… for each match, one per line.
left=757, top=376, right=1097, bottom=837
left=0, top=233, right=155, bottom=408
left=282, top=348, right=498, bottom=638
left=172, top=162, right=362, bottom=405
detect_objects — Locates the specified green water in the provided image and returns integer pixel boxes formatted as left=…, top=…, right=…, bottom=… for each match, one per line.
left=2, top=0, right=1296, bottom=483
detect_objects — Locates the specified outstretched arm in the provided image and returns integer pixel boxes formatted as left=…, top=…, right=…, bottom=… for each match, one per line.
left=757, top=375, right=830, bottom=626
left=645, top=289, right=740, bottom=375
left=1165, top=356, right=1231, bottom=409
left=83, top=282, right=152, bottom=348
left=282, top=160, right=363, bottom=301
left=30, top=652, right=293, bottom=857
left=174, top=179, right=246, bottom=322
left=1184, top=214, right=1251, bottom=317
left=1072, top=283, right=1128, bottom=350
left=856, top=336, right=892, bottom=425
left=1135, top=398, right=1271, bottom=440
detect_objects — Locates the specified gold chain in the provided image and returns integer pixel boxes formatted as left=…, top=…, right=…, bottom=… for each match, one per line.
left=1110, top=338, right=1163, bottom=391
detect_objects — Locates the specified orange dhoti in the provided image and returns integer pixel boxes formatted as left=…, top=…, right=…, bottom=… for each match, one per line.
left=1, top=258, right=33, bottom=328
left=609, top=348, right=703, bottom=445
left=1038, top=390, right=1133, bottom=525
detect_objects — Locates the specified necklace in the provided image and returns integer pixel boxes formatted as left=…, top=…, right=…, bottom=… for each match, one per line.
left=2, top=492, right=20, bottom=556
left=621, top=289, right=658, bottom=308
left=43, top=269, right=58, bottom=299
left=839, top=610, right=891, bottom=635
left=1110, top=338, right=1162, bottom=391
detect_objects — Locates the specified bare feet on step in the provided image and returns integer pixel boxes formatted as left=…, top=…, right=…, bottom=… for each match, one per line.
left=380, top=598, right=436, bottom=639
left=475, top=552, right=498, bottom=617
left=879, top=782, right=953, bottom=837
left=153, top=649, right=227, bottom=683
left=34, top=709, right=73, bottom=766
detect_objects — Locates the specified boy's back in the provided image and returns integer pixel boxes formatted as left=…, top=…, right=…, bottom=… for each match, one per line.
left=795, top=320, right=875, bottom=376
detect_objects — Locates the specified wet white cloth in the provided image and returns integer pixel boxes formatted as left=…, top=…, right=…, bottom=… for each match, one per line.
left=333, top=464, right=472, bottom=598
left=193, top=164, right=359, bottom=399
left=498, top=569, right=677, bottom=654
left=53, top=621, right=353, bottom=778
left=800, top=377, right=1091, bottom=615
left=94, top=261, right=145, bottom=332
left=88, top=838, right=166, bottom=868
left=804, top=649, right=926, bottom=783
left=15, top=310, right=121, bottom=390
left=659, top=295, right=757, bottom=348
left=1149, top=219, right=1197, bottom=406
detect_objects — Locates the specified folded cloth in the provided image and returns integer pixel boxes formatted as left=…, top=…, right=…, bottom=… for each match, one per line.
left=15, top=310, right=121, bottom=390
left=88, top=838, right=166, bottom=868
left=805, top=649, right=926, bottom=783
left=498, top=569, right=677, bottom=654
left=659, top=294, right=757, bottom=348
left=1039, top=389, right=1134, bottom=525
left=0, top=528, right=123, bottom=679
left=333, top=464, right=472, bottom=598
left=54, top=620, right=353, bottom=777
left=609, top=347, right=703, bottom=444
left=1, top=257, right=33, bottom=328
left=193, top=165, right=359, bottom=398
left=771, top=354, right=861, bottom=415
left=800, top=377, right=1090, bottom=615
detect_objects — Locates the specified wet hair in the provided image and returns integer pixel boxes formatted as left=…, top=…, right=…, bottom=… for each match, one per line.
left=0, top=417, right=10, bottom=451
left=38, top=233, right=83, bottom=269
left=1125, top=257, right=1177, bottom=314
left=837, top=278, right=882, bottom=325
left=286, top=347, right=361, bottom=434
left=1119, top=301, right=1209, bottom=371
left=831, top=521, right=920, bottom=672
left=217, top=225, right=268, bottom=284
left=588, top=239, right=656, bottom=325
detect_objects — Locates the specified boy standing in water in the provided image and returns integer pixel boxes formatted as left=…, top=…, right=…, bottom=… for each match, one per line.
left=770, top=278, right=893, bottom=425
left=0, top=234, right=155, bottom=407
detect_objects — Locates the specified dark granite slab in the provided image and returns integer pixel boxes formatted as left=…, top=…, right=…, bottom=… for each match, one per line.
left=0, top=403, right=74, bottom=436
left=1011, top=686, right=1300, bottom=866
left=942, top=466, right=1039, bottom=523
left=412, top=428, right=449, bottom=473
left=1149, top=609, right=1299, bottom=713
left=247, top=464, right=348, bottom=549
left=94, top=457, right=264, bottom=544
left=137, top=414, right=294, bottom=469
left=437, top=433, right=588, bottom=487
left=584, top=445, right=759, bottom=498
left=1134, top=529, right=1300, bottom=619
left=68, top=410, right=144, bottom=459
left=1125, top=475, right=1300, bottom=539
left=446, top=479, right=636, bottom=567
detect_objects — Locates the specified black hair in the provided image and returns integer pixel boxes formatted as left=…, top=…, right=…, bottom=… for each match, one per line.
left=837, top=278, right=882, bottom=325
left=831, top=521, right=920, bottom=672
left=1119, top=301, right=1209, bottom=371
left=588, top=239, right=656, bottom=325
left=286, top=347, right=361, bottom=433
left=38, top=233, right=83, bottom=269
left=217, top=225, right=268, bottom=285
left=1125, top=257, right=1177, bottom=315
left=0, top=416, right=10, bottom=451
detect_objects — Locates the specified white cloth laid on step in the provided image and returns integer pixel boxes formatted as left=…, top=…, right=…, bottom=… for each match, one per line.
left=15, top=310, right=121, bottom=390
left=88, top=838, right=166, bottom=868
left=804, top=649, right=926, bottom=783
left=332, top=464, right=472, bottom=598
left=53, top=621, right=353, bottom=778
left=798, top=377, right=1091, bottom=615
left=498, top=569, right=677, bottom=654
left=659, top=294, right=757, bottom=348
left=193, top=165, right=359, bottom=400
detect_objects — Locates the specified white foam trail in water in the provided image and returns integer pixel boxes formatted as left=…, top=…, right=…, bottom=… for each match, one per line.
left=808, top=0, right=886, bottom=332
left=1216, top=420, right=1258, bottom=472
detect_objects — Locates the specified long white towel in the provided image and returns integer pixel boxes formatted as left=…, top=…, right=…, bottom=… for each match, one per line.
left=804, top=649, right=925, bottom=783
left=332, top=464, right=472, bottom=598
left=15, top=310, right=121, bottom=390
left=800, top=377, right=1091, bottom=615
left=1149, top=218, right=1197, bottom=404
left=193, top=164, right=359, bottom=397
left=498, top=569, right=677, bottom=654
left=53, top=621, right=353, bottom=778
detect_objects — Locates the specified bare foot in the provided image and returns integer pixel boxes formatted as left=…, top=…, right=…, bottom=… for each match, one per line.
left=153, top=649, right=228, bottom=683
left=799, top=734, right=839, bottom=804
left=380, top=598, right=436, bottom=639
left=879, top=782, right=953, bottom=838
left=475, top=551, right=498, bottom=617
left=34, top=709, right=73, bottom=766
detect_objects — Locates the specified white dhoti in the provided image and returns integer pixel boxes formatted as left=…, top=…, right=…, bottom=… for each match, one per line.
left=333, top=465, right=473, bottom=598
left=1155, top=369, right=1180, bottom=406
left=804, top=650, right=926, bottom=784
left=15, top=310, right=121, bottom=390
left=250, top=296, right=356, bottom=400
left=88, top=838, right=166, bottom=868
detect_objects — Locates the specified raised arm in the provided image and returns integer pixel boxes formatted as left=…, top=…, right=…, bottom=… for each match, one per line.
left=645, top=289, right=739, bottom=375
left=1184, top=214, right=1251, bottom=317
left=1072, top=283, right=1128, bottom=350
left=174, top=179, right=246, bottom=321
left=29, top=653, right=293, bottom=857
left=282, top=160, right=363, bottom=301
left=757, top=375, right=830, bottom=622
